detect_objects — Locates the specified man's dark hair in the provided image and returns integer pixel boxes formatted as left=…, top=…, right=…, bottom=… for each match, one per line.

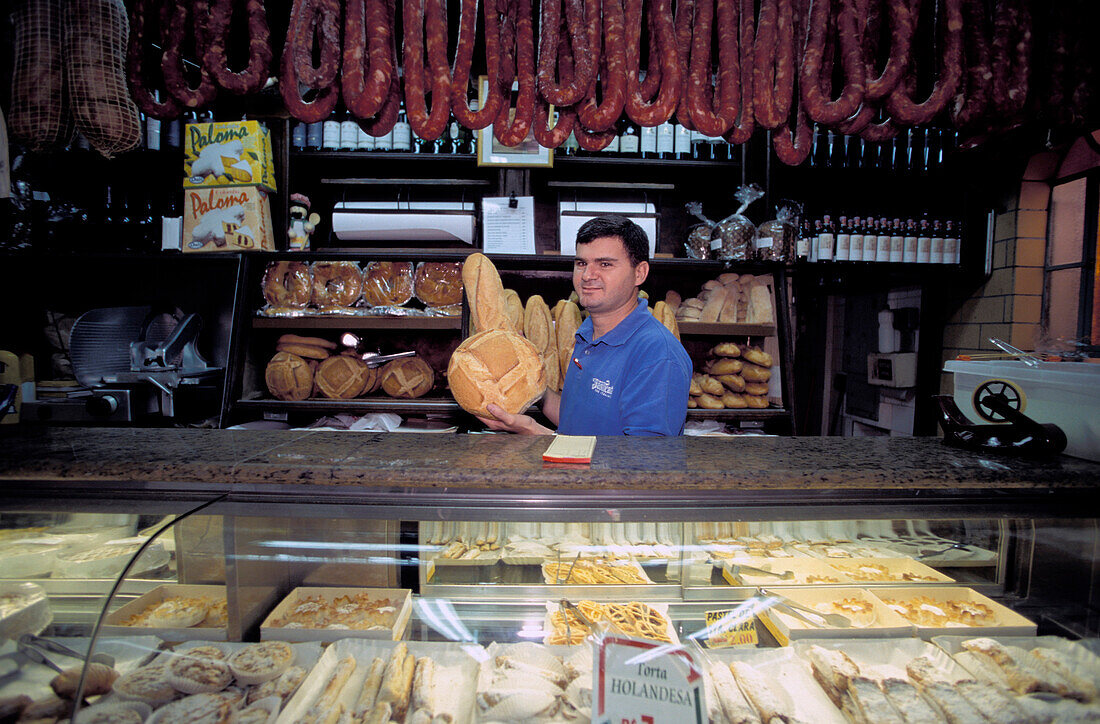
left=575, top=215, right=649, bottom=266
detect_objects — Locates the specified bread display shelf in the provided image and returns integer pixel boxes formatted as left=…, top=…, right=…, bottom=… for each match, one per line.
left=253, top=316, right=461, bottom=330
left=679, top=321, right=776, bottom=337
left=686, top=407, right=789, bottom=421
left=238, top=398, right=462, bottom=414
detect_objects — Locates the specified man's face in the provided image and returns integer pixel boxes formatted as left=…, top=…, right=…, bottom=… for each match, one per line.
left=573, top=235, right=648, bottom=314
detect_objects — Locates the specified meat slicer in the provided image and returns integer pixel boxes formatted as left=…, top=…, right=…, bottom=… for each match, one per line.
left=41, top=306, right=223, bottom=423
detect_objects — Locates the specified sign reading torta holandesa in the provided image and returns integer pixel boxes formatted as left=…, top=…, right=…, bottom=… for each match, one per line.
left=595, top=635, right=705, bottom=724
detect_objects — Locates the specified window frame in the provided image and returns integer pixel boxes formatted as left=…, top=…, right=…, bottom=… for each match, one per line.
left=1043, top=167, right=1099, bottom=343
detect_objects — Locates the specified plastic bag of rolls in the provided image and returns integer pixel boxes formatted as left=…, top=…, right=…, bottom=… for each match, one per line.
left=687, top=342, right=773, bottom=410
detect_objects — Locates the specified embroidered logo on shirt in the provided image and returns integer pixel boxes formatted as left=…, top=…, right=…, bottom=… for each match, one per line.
left=591, top=377, right=614, bottom=398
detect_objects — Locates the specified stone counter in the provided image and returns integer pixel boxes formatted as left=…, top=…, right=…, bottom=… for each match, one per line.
left=1, top=428, right=1097, bottom=494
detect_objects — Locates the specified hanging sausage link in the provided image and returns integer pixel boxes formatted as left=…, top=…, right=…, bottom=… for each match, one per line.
left=162, top=0, right=218, bottom=108
left=684, top=0, right=738, bottom=137
left=356, top=0, right=402, bottom=136
left=342, top=0, right=394, bottom=118
left=800, top=0, right=866, bottom=124
left=204, top=0, right=273, bottom=95
left=453, top=0, right=505, bottom=128
left=493, top=0, right=537, bottom=146
left=403, top=0, right=452, bottom=140
left=577, top=0, right=628, bottom=132
left=624, top=0, right=682, bottom=126
left=753, top=0, right=794, bottom=129
left=291, top=0, right=342, bottom=89
left=884, top=0, right=963, bottom=125
left=772, top=0, right=811, bottom=164
left=279, top=0, right=338, bottom=122
left=989, top=0, right=1031, bottom=118
left=950, top=0, right=991, bottom=128
left=127, top=0, right=181, bottom=119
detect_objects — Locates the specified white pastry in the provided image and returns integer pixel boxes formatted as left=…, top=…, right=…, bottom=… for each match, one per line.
left=228, top=641, right=295, bottom=686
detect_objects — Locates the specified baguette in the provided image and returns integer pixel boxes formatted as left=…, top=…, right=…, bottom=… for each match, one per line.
left=746, top=284, right=774, bottom=324
left=651, top=301, right=680, bottom=340
left=717, top=272, right=740, bottom=285
left=410, top=657, right=434, bottom=715
left=503, top=289, right=524, bottom=334
left=362, top=701, right=392, bottom=724
left=523, top=294, right=554, bottom=356
left=462, top=253, right=512, bottom=333
left=556, top=301, right=583, bottom=383
left=302, top=656, right=356, bottom=724
left=729, top=661, right=792, bottom=723
left=277, top=343, right=331, bottom=360
left=699, top=286, right=729, bottom=323
left=352, top=657, right=386, bottom=718
left=681, top=298, right=705, bottom=311
left=376, top=644, right=415, bottom=720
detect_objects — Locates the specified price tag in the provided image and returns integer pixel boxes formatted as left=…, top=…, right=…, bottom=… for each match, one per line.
left=595, top=636, right=705, bottom=724
left=702, top=609, right=758, bottom=649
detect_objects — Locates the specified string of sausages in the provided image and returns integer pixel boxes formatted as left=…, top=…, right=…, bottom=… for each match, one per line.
left=122, top=0, right=1092, bottom=165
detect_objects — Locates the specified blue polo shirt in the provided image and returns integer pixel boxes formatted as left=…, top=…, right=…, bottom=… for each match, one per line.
left=558, top=297, right=692, bottom=436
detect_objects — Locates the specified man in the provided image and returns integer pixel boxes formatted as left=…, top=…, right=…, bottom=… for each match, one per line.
left=480, top=215, right=692, bottom=435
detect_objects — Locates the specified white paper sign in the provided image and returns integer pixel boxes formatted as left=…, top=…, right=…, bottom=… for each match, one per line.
left=481, top=196, right=536, bottom=254
left=595, top=636, right=705, bottom=724
left=559, top=202, right=657, bottom=257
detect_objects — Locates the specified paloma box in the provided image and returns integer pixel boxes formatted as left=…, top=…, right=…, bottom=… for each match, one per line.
left=184, top=120, right=276, bottom=192
left=183, top=185, right=275, bottom=252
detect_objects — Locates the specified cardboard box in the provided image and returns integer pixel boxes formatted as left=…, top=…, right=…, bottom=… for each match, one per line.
left=867, top=586, right=1037, bottom=639
left=757, top=587, right=914, bottom=646
left=102, top=584, right=228, bottom=641
left=184, top=120, right=276, bottom=192
left=260, top=587, right=412, bottom=642
left=825, top=558, right=955, bottom=585
left=182, top=185, right=275, bottom=252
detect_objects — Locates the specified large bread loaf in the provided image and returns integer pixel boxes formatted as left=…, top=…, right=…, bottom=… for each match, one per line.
left=447, top=329, right=546, bottom=418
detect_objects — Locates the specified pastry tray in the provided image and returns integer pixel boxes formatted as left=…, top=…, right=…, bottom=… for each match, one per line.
left=540, top=558, right=654, bottom=585
left=260, top=587, right=412, bottom=643
left=930, top=634, right=1100, bottom=694
left=757, top=587, right=913, bottom=646
left=541, top=600, right=679, bottom=646
left=277, top=638, right=478, bottom=724
left=715, top=557, right=855, bottom=587
left=431, top=549, right=502, bottom=567
left=866, top=586, right=1037, bottom=639
left=790, top=637, right=976, bottom=683
left=823, top=558, right=956, bottom=585
left=101, top=584, right=228, bottom=641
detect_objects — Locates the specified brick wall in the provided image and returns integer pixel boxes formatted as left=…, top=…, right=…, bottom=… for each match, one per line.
left=939, top=151, right=1059, bottom=394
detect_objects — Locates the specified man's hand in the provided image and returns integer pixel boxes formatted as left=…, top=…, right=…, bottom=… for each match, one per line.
left=475, top=404, right=554, bottom=435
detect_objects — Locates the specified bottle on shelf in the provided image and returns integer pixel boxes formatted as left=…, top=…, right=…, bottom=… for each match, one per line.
left=357, top=123, right=376, bottom=151
left=834, top=214, right=851, bottom=261
left=322, top=109, right=342, bottom=150
left=619, top=120, right=641, bottom=158
left=849, top=215, right=864, bottom=262
left=292, top=122, right=307, bottom=150
left=145, top=102, right=162, bottom=151
left=690, top=129, right=708, bottom=160
left=809, top=217, right=823, bottom=262
left=944, top=218, right=961, bottom=264
left=389, top=110, right=410, bottom=152
left=862, top=216, right=877, bottom=262
left=306, top=121, right=324, bottom=150
left=562, top=131, right=579, bottom=156
left=639, top=124, right=657, bottom=159
left=674, top=122, right=692, bottom=159
left=903, top=217, right=918, bottom=263
left=809, top=125, right=823, bottom=167
left=340, top=111, right=359, bottom=151
left=916, top=215, right=932, bottom=263
left=455, top=101, right=476, bottom=154
left=875, top=216, right=892, bottom=262
left=656, top=119, right=675, bottom=159
left=796, top=219, right=812, bottom=261
left=889, top=217, right=904, bottom=263
left=602, top=128, right=621, bottom=155
left=438, top=119, right=457, bottom=154
left=930, top=218, right=945, bottom=263
left=817, top=213, right=835, bottom=262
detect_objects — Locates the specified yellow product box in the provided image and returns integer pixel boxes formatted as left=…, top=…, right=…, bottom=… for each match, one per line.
left=184, top=120, right=276, bottom=192
left=182, top=185, right=275, bottom=252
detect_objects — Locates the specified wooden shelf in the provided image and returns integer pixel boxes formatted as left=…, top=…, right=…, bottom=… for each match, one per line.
left=686, top=408, right=789, bottom=422
left=678, top=322, right=776, bottom=336
left=253, top=315, right=461, bottom=330
left=237, top=398, right=462, bottom=414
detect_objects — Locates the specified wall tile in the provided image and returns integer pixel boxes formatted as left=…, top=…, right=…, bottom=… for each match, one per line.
left=1010, top=295, right=1042, bottom=325
left=1014, top=266, right=1044, bottom=296
left=1011, top=322, right=1040, bottom=351
left=1015, top=238, right=1047, bottom=268
left=943, top=323, right=981, bottom=349
left=979, top=323, right=1013, bottom=346
left=982, top=269, right=1015, bottom=297
left=1018, top=181, right=1050, bottom=211
left=953, top=295, right=1005, bottom=325
left=1017, top=209, right=1049, bottom=239
left=994, top=211, right=1017, bottom=241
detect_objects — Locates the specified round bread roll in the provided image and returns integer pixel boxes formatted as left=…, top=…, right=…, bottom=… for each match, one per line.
left=363, top=261, right=415, bottom=307
left=742, top=364, right=771, bottom=382
left=707, top=357, right=743, bottom=375
left=721, top=392, right=748, bottom=408
left=687, top=397, right=697, bottom=408
left=696, top=393, right=724, bottom=409
left=664, top=290, right=682, bottom=311
left=262, top=262, right=311, bottom=309
left=276, top=343, right=330, bottom=360
left=689, top=376, right=703, bottom=396
left=681, top=298, right=705, bottom=311
left=310, top=262, right=363, bottom=308
left=380, top=357, right=435, bottom=398
left=503, top=289, right=524, bottom=334
left=745, top=394, right=769, bottom=408
left=743, top=347, right=773, bottom=367
left=447, top=329, right=546, bottom=418
left=744, top=382, right=770, bottom=396
left=715, top=374, right=746, bottom=392
left=462, top=253, right=513, bottom=332
left=711, top=342, right=742, bottom=358
left=265, top=352, right=313, bottom=401
left=700, top=375, right=723, bottom=396
left=315, top=355, right=373, bottom=399
left=523, top=295, right=554, bottom=357
left=277, top=334, right=337, bottom=349
left=413, top=262, right=463, bottom=307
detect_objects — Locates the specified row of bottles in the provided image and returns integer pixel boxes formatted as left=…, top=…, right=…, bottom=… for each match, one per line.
left=807, top=125, right=958, bottom=174
left=797, top=214, right=963, bottom=264
left=293, top=105, right=477, bottom=154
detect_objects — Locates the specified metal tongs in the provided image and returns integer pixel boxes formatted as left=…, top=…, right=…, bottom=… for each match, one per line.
left=758, top=588, right=851, bottom=628
left=340, top=333, right=418, bottom=368
left=710, top=559, right=794, bottom=581
left=558, top=598, right=603, bottom=643
left=17, top=633, right=116, bottom=672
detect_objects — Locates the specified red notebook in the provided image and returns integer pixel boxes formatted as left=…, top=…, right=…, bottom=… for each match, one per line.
left=542, top=435, right=597, bottom=463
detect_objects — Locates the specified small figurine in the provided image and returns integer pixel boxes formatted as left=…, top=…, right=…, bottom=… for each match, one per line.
left=287, top=193, right=321, bottom=251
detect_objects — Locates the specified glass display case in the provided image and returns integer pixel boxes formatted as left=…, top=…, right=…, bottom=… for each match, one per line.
left=1, top=429, right=1098, bottom=720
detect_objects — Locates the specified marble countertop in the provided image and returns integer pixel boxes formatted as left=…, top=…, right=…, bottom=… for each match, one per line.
left=1, top=428, right=1097, bottom=497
